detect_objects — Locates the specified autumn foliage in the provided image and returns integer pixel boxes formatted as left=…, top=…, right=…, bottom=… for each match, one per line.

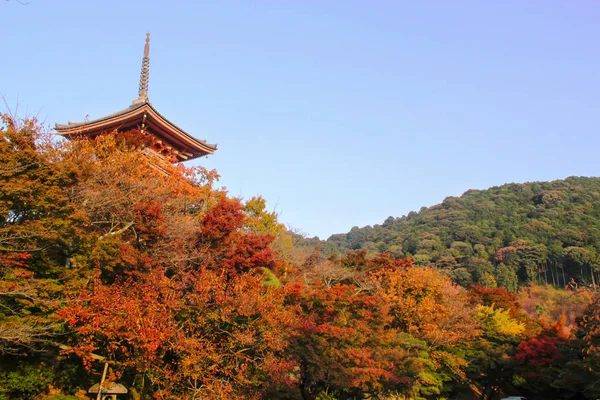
left=2, top=115, right=600, bottom=400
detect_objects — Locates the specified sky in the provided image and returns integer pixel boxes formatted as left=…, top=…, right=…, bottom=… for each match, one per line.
left=2, top=1, right=600, bottom=239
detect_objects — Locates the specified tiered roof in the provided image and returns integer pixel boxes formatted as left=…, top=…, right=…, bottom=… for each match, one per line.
left=55, top=33, right=216, bottom=162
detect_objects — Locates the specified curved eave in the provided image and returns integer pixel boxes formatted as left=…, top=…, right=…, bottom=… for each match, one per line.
left=55, top=102, right=217, bottom=159
left=144, top=103, right=217, bottom=155
left=55, top=102, right=146, bottom=132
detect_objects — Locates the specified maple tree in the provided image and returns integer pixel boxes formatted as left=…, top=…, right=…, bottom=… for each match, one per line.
left=0, top=116, right=298, bottom=398
left=288, top=280, right=398, bottom=399
left=371, top=262, right=481, bottom=398
left=55, top=134, right=297, bottom=398
left=62, top=266, right=296, bottom=399
left=0, top=114, right=78, bottom=354
left=518, top=283, right=593, bottom=327
left=285, top=252, right=482, bottom=399
left=468, top=284, right=522, bottom=316
left=462, top=285, right=528, bottom=400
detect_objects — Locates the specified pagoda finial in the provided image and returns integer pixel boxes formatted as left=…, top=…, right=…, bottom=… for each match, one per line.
left=133, top=32, right=150, bottom=105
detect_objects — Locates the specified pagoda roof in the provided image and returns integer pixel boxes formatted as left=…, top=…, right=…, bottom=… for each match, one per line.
left=55, top=101, right=217, bottom=161
left=55, top=33, right=217, bottom=162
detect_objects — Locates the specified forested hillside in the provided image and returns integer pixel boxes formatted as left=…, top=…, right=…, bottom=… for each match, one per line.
left=324, top=177, right=600, bottom=290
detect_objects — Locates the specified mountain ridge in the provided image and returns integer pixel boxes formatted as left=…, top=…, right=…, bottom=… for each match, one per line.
left=306, top=176, right=600, bottom=290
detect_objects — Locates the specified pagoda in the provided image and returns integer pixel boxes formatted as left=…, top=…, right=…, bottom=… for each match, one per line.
left=55, top=33, right=216, bottom=162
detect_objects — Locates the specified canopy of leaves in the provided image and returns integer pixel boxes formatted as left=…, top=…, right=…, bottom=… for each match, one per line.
left=318, top=177, right=600, bottom=290
left=2, top=115, right=600, bottom=400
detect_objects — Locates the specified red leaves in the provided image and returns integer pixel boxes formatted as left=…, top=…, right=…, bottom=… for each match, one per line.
left=133, top=199, right=166, bottom=242
left=516, top=336, right=561, bottom=367
left=13, top=116, right=593, bottom=397
left=61, top=267, right=183, bottom=367
left=60, top=191, right=294, bottom=397
left=199, top=199, right=245, bottom=242
left=223, top=233, right=276, bottom=273
left=287, top=254, right=470, bottom=397
left=290, top=280, right=397, bottom=394
left=197, top=198, right=277, bottom=275
left=0, top=252, right=32, bottom=269
left=370, top=252, right=414, bottom=271
left=61, top=265, right=297, bottom=397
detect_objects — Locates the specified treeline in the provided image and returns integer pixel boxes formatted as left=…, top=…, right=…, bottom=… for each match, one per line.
left=319, top=176, right=600, bottom=291
left=1, top=115, right=600, bottom=400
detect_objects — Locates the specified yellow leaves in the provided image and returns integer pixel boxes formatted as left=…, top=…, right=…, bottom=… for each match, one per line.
left=477, top=304, right=525, bottom=337
left=244, top=196, right=285, bottom=236
left=372, top=266, right=480, bottom=348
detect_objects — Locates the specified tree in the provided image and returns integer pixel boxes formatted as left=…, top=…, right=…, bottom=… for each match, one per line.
left=0, top=118, right=296, bottom=398
left=371, top=264, right=480, bottom=397
left=466, top=284, right=534, bottom=400
left=288, top=281, right=399, bottom=399
left=577, top=293, right=600, bottom=399
left=316, top=176, right=600, bottom=290
left=56, top=143, right=298, bottom=398
left=288, top=253, right=478, bottom=399
left=0, top=115, right=78, bottom=354
left=562, top=247, right=598, bottom=286
left=62, top=266, right=296, bottom=399
left=513, top=318, right=580, bottom=398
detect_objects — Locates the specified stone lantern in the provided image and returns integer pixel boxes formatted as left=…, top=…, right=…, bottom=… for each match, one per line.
left=88, top=382, right=128, bottom=400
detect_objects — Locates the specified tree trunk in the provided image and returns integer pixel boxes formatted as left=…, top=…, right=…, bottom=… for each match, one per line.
left=299, top=361, right=313, bottom=400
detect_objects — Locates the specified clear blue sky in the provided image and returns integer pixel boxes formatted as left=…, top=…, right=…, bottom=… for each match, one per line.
left=2, top=1, right=599, bottom=239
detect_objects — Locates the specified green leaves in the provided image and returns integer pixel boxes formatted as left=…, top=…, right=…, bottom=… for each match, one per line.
left=321, top=176, right=600, bottom=290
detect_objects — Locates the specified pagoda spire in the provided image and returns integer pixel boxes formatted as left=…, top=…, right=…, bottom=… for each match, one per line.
left=56, top=31, right=217, bottom=163
left=133, top=32, right=150, bottom=105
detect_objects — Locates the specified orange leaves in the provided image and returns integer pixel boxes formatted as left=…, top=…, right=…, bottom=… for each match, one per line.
left=373, top=266, right=480, bottom=348
left=173, top=270, right=296, bottom=397
left=11, top=117, right=580, bottom=397
left=284, top=251, right=488, bottom=397
left=7, top=124, right=292, bottom=396
left=468, top=284, right=522, bottom=316
left=60, top=188, right=295, bottom=397
left=61, top=265, right=296, bottom=396
left=290, top=280, right=394, bottom=391
left=0, top=115, right=81, bottom=353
